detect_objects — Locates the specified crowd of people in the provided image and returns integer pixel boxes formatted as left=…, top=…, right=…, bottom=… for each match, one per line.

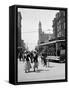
left=18, top=50, right=48, bottom=73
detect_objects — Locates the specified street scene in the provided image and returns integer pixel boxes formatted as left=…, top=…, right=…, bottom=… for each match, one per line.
left=17, top=8, right=66, bottom=82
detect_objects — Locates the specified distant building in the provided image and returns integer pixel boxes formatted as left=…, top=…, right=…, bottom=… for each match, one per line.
left=52, top=11, right=65, bottom=39
left=38, top=21, right=50, bottom=45
left=38, top=21, right=53, bottom=54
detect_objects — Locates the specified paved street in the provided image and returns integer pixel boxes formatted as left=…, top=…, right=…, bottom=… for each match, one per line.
left=18, top=57, right=65, bottom=82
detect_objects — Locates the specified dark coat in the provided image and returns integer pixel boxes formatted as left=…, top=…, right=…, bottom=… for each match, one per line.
left=34, top=54, right=38, bottom=63
left=26, top=54, right=30, bottom=62
left=41, top=53, right=47, bottom=65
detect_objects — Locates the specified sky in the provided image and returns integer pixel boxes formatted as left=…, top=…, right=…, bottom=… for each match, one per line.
left=18, top=8, right=59, bottom=51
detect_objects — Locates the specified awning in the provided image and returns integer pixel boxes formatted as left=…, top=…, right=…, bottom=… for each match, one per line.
left=39, top=39, right=65, bottom=46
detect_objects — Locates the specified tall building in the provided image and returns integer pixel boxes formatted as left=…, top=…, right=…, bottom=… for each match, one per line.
left=18, top=12, right=22, bottom=47
left=52, top=11, right=65, bottom=56
left=18, top=12, right=26, bottom=53
left=52, top=11, right=65, bottom=39
left=38, top=21, right=49, bottom=45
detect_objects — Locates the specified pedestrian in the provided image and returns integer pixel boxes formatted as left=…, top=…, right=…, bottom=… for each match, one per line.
left=33, top=51, right=38, bottom=72
left=23, top=52, right=27, bottom=62
left=25, top=52, right=31, bottom=73
left=18, top=51, right=23, bottom=61
left=41, top=52, right=47, bottom=68
left=30, top=52, right=34, bottom=63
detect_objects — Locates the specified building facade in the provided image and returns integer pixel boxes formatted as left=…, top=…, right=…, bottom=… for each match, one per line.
left=51, top=11, right=65, bottom=56
left=18, top=12, right=26, bottom=53
left=18, top=12, right=22, bottom=47
left=52, top=11, right=65, bottom=39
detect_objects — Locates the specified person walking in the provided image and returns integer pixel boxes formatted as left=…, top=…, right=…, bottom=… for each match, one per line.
left=18, top=51, right=23, bottom=61
left=33, top=51, right=38, bottom=72
left=30, top=52, right=34, bottom=63
left=41, top=52, right=47, bottom=68
left=25, top=52, right=31, bottom=73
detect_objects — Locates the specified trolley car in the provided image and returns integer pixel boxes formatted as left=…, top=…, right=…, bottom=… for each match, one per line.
left=39, top=39, right=65, bottom=63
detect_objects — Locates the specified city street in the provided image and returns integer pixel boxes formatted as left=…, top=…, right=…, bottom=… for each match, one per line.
left=18, top=57, right=65, bottom=82
left=17, top=9, right=66, bottom=83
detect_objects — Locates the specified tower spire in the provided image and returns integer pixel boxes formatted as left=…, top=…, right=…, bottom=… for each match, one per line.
left=38, top=21, right=42, bottom=44
left=39, top=21, right=42, bottom=33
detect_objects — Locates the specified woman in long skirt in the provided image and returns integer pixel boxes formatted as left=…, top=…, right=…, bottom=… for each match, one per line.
left=25, top=53, right=31, bottom=73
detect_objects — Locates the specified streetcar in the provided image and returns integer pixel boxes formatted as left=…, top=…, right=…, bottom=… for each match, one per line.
left=39, top=39, right=66, bottom=63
